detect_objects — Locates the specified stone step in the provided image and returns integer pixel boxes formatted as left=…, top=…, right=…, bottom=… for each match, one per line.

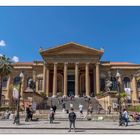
left=46, top=97, right=102, bottom=110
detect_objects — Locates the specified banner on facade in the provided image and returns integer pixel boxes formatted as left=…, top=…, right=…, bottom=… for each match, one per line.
left=12, top=86, right=19, bottom=100
left=124, top=88, right=131, bottom=99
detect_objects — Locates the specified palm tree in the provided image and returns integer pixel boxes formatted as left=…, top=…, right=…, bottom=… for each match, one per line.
left=0, top=55, right=13, bottom=107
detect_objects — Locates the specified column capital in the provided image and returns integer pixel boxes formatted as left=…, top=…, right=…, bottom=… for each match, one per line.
left=75, top=62, right=79, bottom=65
left=96, top=62, right=100, bottom=65
left=46, top=64, right=50, bottom=69
left=54, top=62, right=58, bottom=65
left=86, top=62, right=90, bottom=65
left=44, top=62, right=49, bottom=66
left=85, top=62, right=90, bottom=97
left=33, top=70, right=36, bottom=75
left=64, top=62, right=68, bottom=65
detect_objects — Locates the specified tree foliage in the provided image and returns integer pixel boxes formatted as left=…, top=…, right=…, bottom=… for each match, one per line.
left=0, top=55, right=13, bottom=106
left=0, top=55, right=13, bottom=76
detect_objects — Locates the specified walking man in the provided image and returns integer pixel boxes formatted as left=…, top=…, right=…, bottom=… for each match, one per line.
left=79, top=104, right=83, bottom=115
left=68, top=108, right=76, bottom=132
left=122, top=109, right=129, bottom=127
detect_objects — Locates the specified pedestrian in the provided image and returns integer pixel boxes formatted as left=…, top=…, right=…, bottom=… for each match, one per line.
left=29, top=105, right=33, bottom=121
left=70, top=103, right=73, bottom=109
left=25, top=106, right=30, bottom=121
left=9, top=111, right=14, bottom=120
left=13, top=111, right=18, bottom=124
left=97, top=104, right=102, bottom=114
left=108, top=105, right=111, bottom=114
left=49, top=108, right=55, bottom=123
left=58, top=98, right=60, bottom=105
left=88, top=103, right=93, bottom=114
left=52, top=105, right=57, bottom=113
left=62, top=102, right=66, bottom=112
left=25, top=105, right=33, bottom=121
left=61, top=98, right=64, bottom=104
left=2, top=110, right=10, bottom=119
left=79, top=104, right=83, bottom=115
left=68, top=108, right=76, bottom=132
left=122, top=109, right=129, bottom=127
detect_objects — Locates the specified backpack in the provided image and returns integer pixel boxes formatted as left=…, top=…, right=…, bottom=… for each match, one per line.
left=69, top=112, right=76, bottom=122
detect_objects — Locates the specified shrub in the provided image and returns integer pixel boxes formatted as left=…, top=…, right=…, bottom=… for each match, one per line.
left=0, top=106, right=24, bottom=112
left=127, top=105, right=140, bottom=112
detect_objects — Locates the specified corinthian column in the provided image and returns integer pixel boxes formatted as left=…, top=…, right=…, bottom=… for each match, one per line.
left=46, top=64, right=49, bottom=97
left=85, top=63, right=90, bottom=97
left=52, top=62, right=57, bottom=97
left=6, top=75, right=11, bottom=105
left=75, top=62, right=79, bottom=97
left=96, top=62, right=100, bottom=94
left=43, top=63, right=46, bottom=93
left=131, top=75, right=137, bottom=104
left=20, top=75, right=25, bottom=100
left=63, top=62, right=68, bottom=97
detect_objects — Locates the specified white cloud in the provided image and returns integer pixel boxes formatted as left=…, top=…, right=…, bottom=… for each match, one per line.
left=12, top=56, right=19, bottom=63
left=0, top=54, right=3, bottom=56
left=0, top=40, right=6, bottom=47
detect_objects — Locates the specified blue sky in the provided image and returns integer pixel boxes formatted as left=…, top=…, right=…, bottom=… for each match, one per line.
left=0, top=6, right=140, bottom=63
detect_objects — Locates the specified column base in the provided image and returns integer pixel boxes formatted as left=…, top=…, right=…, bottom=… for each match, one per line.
left=52, top=95, right=56, bottom=98
left=86, top=95, right=91, bottom=98
left=75, top=95, right=79, bottom=98
left=63, top=95, right=67, bottom=98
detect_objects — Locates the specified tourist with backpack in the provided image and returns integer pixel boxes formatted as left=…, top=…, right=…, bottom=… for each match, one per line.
left=68, top=108, right=76, bottom=132
left=49, top=108, right=55, bottom=123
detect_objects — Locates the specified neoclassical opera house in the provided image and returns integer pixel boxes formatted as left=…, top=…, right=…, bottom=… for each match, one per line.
left=2, top=42, right=140, bottom=107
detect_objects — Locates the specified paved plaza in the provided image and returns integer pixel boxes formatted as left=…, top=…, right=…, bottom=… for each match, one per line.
left=0, top=120, right=140, bottom=134
left=0, top=110, right=140, bottom=134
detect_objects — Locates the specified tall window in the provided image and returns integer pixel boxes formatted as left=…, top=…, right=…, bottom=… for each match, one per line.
left=110, top=77, right=117, bottom=91
left=13, top=76, right=20, bottom=85
left=2, top=77, right=8, bottom=88
left=123, top=77, right=131, bottom=88
left=38, top=79, right=43, bottom=91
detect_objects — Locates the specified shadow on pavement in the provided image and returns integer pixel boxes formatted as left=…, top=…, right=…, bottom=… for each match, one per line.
left=52, top=122, right=60, bottom=124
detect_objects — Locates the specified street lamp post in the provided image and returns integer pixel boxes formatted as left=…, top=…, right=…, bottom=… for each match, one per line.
left=14, top=71, right=24, bottom=125
left=116, top=70, right=122, bottom=126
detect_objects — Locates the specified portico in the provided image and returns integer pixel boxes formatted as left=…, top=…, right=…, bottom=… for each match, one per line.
left=40, top=42, right=103, bottom=97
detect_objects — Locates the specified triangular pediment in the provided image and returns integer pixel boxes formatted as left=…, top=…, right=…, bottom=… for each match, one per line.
left=40, top=42, right=104, bottom=57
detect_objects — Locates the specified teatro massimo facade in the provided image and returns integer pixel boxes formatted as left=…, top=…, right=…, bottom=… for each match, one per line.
left=2, top=42, right=140, bottom=106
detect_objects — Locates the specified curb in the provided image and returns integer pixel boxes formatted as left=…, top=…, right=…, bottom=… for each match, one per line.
left=0, top=127, right=140, bottom=131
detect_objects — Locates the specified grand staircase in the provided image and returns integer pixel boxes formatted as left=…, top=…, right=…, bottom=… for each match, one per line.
left=45, top=97, right=101, bottom=111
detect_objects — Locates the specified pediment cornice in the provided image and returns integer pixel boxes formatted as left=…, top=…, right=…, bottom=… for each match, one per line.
left=40, top=42, right=104, bottom=58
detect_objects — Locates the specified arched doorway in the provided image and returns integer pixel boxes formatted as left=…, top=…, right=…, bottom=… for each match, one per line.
left=67, top=75, right=75, bottom=97
left=123, top=77, right=131, bottom=88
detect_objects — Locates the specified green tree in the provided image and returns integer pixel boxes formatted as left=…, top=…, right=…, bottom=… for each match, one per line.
left=120, top=92, right=127, bottom=107
left=0, top=55, right=13, bottom=106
